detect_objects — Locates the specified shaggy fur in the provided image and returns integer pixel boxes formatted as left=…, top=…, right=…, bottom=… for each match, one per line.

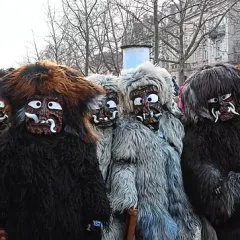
left=86, top=74, right=119, bottom=182
left=119, top=61, right=181, bottom=116
left=182, top=64, right=240, bottom=123
left=87, top=74, right=124, bottom=240
left=181, top=64, right=240, bottom=240
left=87, top=74, right=119, bottom=93
left=109, top=62, right=201, bottom=239
left=0, top=62, right=110, bottom=240
left=2, top=61, right=105, bottom=142
left=111, top=118, right=200, bottom=240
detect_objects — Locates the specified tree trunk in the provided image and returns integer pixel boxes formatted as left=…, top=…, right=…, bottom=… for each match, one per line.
left=154, top=0, right=159, bottom=64
left=178, top=61, right=185, bottom=85
left=84, top=0, right=89, bottom=76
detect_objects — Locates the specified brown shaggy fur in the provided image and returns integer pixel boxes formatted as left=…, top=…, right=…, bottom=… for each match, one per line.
left=1, top=61, right=105, bottom=142
left=3, top=61, right=104, bottom=106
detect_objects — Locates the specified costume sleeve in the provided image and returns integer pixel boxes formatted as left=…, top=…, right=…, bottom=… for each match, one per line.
left=158, top=112, right=185, bottom=155
left=80, top=142, right=111, bottom=226
left=0, top=137, right=12, bottom=228
left=109, top=162, right=138, bottom=213
left=165, top=145, right=201, bottom=239
left=181, top=132, right=235, bottom=225
left=0, top=168, right=9, bottom=228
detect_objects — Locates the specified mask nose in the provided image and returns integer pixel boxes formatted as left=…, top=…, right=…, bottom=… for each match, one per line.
left=142, top=98, right=150, bottom=113
left=37, top=108, right=48, bottom=121
left=99, top=106, right=109, bottom=117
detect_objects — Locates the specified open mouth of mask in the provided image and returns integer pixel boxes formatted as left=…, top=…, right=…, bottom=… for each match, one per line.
left=130, top=85, right=162, bottom=130
left=92, top=91, right=118, bottom=128
left=208, top=93, right=239, bottom=122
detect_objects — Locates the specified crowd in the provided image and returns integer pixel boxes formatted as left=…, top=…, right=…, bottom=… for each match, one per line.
left=0, top=60, right=239, bottom=240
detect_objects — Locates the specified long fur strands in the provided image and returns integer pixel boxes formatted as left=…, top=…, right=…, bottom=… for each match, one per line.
left=87, top=74, right=124, bottom=239
left=111, top=62, right=201, bottom=239
left=182, top=64, right=240, bottom=123
left=181, top=64, right=240, bottom=239
left=1, top=61, right=105, bottom=142
left=111, top=117, right=201, bottom=240
left=119, top=61, right=180, bottom=115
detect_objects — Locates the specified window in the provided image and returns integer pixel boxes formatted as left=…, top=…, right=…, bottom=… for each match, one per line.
left=193, top=51, right=197, bottom=62
left=202, top=44, right=208, bottom=61
left=215, top=40, right=221, bottom=58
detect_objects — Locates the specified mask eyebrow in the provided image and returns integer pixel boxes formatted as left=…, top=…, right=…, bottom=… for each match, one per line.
left=130, top=85, right=159, bottom=99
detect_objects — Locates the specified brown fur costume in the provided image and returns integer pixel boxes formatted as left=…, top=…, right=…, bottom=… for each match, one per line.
left=0, top=61, right=110, bottom=240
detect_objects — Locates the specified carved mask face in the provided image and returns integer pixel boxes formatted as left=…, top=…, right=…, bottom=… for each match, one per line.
left=92, top=90, right=118, bottom=128
left=208, top=93, right=239, bottom=122
left=130, top=85, right=162, bottom=130
left=0, top=98, right=11, bottom=130
left=25, top=95, right=63, bottom=134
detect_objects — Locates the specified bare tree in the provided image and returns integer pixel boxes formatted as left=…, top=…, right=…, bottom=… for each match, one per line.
left=115, top=0, right=240, bottom=84
left=60, top=0, right=100, bottom=76
left=87, top=0, right=124, bottom=75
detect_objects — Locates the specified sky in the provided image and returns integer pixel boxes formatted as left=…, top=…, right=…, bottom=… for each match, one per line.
left=0, top=0, right=60, bottom=69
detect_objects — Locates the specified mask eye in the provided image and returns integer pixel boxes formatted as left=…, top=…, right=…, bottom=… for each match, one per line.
left=106, top=100, right=117, bottom=109
left=133, top=97, right=143, bottom=106
left=147, top=94, right=158, bottom=103
left=208, top=98, right=218, bottom=103
left=28, top=100, right=42, bottom=109
left=0, top=101, right=5, bottom=108
left=221, top=93, right=231, bottom=100
left=48, top=101, right=62, bottom=110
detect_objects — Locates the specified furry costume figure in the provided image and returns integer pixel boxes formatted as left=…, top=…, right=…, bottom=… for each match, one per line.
left=0, top=61, right=110, bottom=240
left=87, top=74, right=119, bottom=181
left=0, top=92, right=11, bottom=136
left=87, top=74, right=125, bottom=240
left=0, top=69, right=13, bottom=136
left=110, top=61, right=201, bottom=240
left=0, top=89, right=12, bottom=240
left=181, top=64, right=240, bottom=240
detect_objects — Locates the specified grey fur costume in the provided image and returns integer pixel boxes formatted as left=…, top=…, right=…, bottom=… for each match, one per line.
left=87, top=74, right=125, bottom=240
left=109, top=62, right=201, bottom=240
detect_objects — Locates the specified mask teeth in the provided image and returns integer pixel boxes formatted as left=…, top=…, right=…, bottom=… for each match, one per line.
left=92, top=115, right=99, bottom=123
left=215, top=111, right=219, bottom=123
left=47, top=118, right=56, bottom=133
left=0, top=114, right=8, bottom=122
left=211, top=108, right=219, bottom=123
left=211, top=108, right=217, bottom=118
left=136, top=116, right=144, bottom=121
left=228, top=102, right=240, bottom=115
left=143, top=113, right=146, bottom=120
left=228, top=107, right=240, bottom=115
left=25, top=112, right=39, bottom=123
left=150, top=111, right=154, bottom=118
left=104, top=117, right=108, bottom=121
left=109, top=111, right=118, bottom=120
left=154, top=113, right=162, bottom=118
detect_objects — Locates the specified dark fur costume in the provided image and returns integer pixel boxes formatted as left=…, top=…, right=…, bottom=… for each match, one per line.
left=181, top=64, right=240, bottom=240
left=0, top=61, right=110, bottom=240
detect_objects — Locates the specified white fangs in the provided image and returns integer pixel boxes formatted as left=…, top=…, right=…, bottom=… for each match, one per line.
left=93, top=115, right=99, bottom=123
left=211, top=108, right=220, bottom=123
left=25, top=112, right=39, bottom=123
left=228, top=102, right=240, bottom=115
left=136, top=111, right=162, bottom=122
left=47, top=119, right=56, bottom=133
left=0, top=114, right=8, bottom=122
left=136, top=116, right=144, bottom=121
left=25, top=113, right=57, bottom=133
left=109, top=111, right=118, bottom=120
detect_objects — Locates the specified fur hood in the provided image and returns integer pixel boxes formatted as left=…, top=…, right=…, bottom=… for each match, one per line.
left=0, top=61, right=105, bottom=142
left=118, top=61, right=178, bottom=114
left=182, top=64, right=240, bottom=123
left=87, top=74, right=119, bottom=92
